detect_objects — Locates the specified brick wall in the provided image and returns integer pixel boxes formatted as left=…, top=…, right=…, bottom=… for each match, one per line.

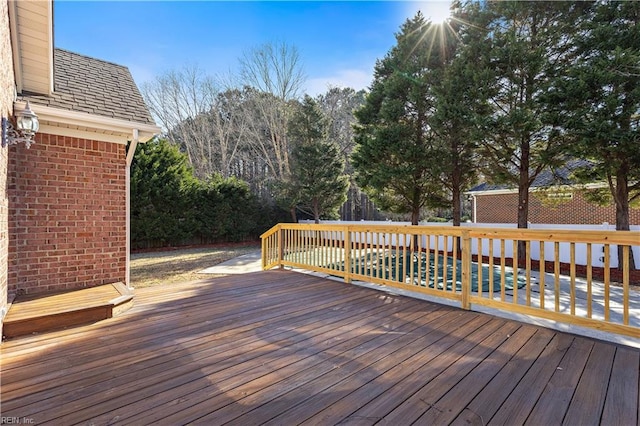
left=1, top=0, right=15, bottom=335
left=474, top=191, right=640, bottom=225
left=8, top=133, right=127, bottom=295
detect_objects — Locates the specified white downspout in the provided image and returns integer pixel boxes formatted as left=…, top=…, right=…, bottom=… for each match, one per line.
left=125, top=129, right=139, bottom=290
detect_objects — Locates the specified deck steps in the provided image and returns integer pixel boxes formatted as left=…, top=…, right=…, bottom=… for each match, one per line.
left=2, top=283, right=133, bottom=339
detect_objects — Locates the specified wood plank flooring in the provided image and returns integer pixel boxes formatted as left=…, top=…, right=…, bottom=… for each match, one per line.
left=1, top=270, right=638, bottom=425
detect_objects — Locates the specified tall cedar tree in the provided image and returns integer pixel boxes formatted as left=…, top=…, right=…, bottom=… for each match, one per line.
left=288, top=96, right=349, bottom=223
left=548, top=2, right=640, bottom=269
left=471, top=2, right=577, bottom=230
left=352, top=13, right=450, bottom=225
left=430, top=3, right=492, bottom=226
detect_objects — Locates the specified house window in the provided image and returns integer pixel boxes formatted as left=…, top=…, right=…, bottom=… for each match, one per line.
left=546, top=192, right=574, bottom=200
left=535, top=190, right=574, bottom=209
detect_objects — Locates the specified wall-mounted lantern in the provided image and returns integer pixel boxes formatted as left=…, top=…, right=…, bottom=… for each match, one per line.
left=1, top=101, right=40, bottom=148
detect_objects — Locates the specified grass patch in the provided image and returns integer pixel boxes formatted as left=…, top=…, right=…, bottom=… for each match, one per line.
left=130, top=243, right=260, bottom=288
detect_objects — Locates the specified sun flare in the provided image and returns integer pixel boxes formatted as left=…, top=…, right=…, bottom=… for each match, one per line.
left=407, top=1, right=452, bottom=24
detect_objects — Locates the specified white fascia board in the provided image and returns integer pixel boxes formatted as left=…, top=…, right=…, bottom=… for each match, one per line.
left=45, top=0, right=54, bottom=95
left=464, top=183, right=609, bottom=197
left=15, top=101, right=161, bottom=144
left=578, top=182, right=610, bottom=190
left=8, top=0, right=23, bottom=94
left=464, top=188, right=518, bottom=196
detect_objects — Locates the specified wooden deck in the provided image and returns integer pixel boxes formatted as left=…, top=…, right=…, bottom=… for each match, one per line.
left=2, top=282, right=134, bottom=339
left=1, top=270, right=638, bottom=425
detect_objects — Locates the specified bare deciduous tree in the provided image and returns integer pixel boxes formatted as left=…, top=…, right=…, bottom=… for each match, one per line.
left=239, top=41, right=306, bottom=101
left=209, top=89, right=249, bottom=178
left=239, top=42, right=307, bottom=183
left=142, top=66, right=248, bottom=179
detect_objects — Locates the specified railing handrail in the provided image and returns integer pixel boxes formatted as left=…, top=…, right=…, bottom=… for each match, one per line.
left=467, top=228, right=640, bottom=245
left=265, top=222, right=639, bottom=245
left=260, top=224, right=281, bottom=239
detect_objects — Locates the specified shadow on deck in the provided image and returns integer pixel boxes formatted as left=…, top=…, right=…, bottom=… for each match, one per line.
left=1, top=270, right=638, bottom=424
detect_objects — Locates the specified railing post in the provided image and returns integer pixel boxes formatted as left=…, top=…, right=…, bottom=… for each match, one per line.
left=344, top=226, right=352, bottom=284
left=461, top=230, right=471, bottom=310
left=261, top=233, right=266, bottom=270
left=278, top=225, right=284, bottom=269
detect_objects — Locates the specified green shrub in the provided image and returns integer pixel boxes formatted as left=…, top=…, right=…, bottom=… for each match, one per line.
left=425, top=216, right=449, bottom=223
left=131, top=139, right=280, bottom=249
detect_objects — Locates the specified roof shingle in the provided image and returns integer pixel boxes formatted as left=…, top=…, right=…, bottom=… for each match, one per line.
left=21, top=48, right=155, bottom=125
left=468, top=159, right=595, bottom=192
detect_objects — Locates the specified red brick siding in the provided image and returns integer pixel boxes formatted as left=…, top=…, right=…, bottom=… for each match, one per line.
left=474, top=191, right=640, bottom=225
left=1, top=0, right=15, bottom=335
left=8, top=133, right=126, bottom=295
left=0, top=146, right=7, bottom=331
left=474, top=194, right=519, bottom=223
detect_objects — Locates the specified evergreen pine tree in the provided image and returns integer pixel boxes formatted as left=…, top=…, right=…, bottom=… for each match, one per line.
left=352, top=12, right=450, bottom=225
left=288, top=96, right=349, bottom=223
left=549, top=1, right=640, bottom=269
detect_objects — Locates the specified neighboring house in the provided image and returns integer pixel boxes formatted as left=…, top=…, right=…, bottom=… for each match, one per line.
left=467, top=161, right=640, bottom=225
left=0, top=0, right=161, bottom=336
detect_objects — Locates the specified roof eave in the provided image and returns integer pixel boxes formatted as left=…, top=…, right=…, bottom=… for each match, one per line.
left=464, top=183, right=609, bottom=196
left=16, top=101, right=161, bottom=144
left=464, top=188, right=518, bottom=196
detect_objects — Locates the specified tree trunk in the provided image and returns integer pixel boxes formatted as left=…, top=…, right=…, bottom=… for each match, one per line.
left=452, top=185, right=461, bottom=227
left=411, top=203, right=420, bottom=226
left=411, top=196, right=420, bottom=253
left=451, top=134, right=462, bottom=227
left=517, top=154, right=530, bottom=263
left=313, top=198, right=320, bottom=224
left=517, top=181, right=530, bottom=228
left=614, top=169, right=636, bottom=271
left=452, top=179, right=463, bottom=258
left=290, top=206, right=297, bottom=223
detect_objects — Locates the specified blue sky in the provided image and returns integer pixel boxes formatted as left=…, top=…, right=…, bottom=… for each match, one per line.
left=54, top=1, right=452, bottom=96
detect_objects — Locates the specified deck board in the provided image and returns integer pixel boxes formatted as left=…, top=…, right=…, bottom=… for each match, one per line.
left=600, top=347, right=640, bottom=426
left=562, top=341, right=616, bottom=425
left=448, top=327, right=556, bottom=426
left=523, top=336, right=593, bottom=425
left=0, top=270, right=637, bottom=425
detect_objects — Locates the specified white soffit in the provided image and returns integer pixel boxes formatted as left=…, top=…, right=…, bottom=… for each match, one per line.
left=9, top=0, right=53, bottom=95
left=17, top=101, right=161, bottom=144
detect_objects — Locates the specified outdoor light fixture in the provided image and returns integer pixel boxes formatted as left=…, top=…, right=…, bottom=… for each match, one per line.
left=1, top=101, right=40, bottom=148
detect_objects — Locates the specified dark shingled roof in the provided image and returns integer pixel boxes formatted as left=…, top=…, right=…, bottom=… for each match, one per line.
left=21, top=48, right=155, bottom=125
left=468, top=159, right=594, bottom=192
